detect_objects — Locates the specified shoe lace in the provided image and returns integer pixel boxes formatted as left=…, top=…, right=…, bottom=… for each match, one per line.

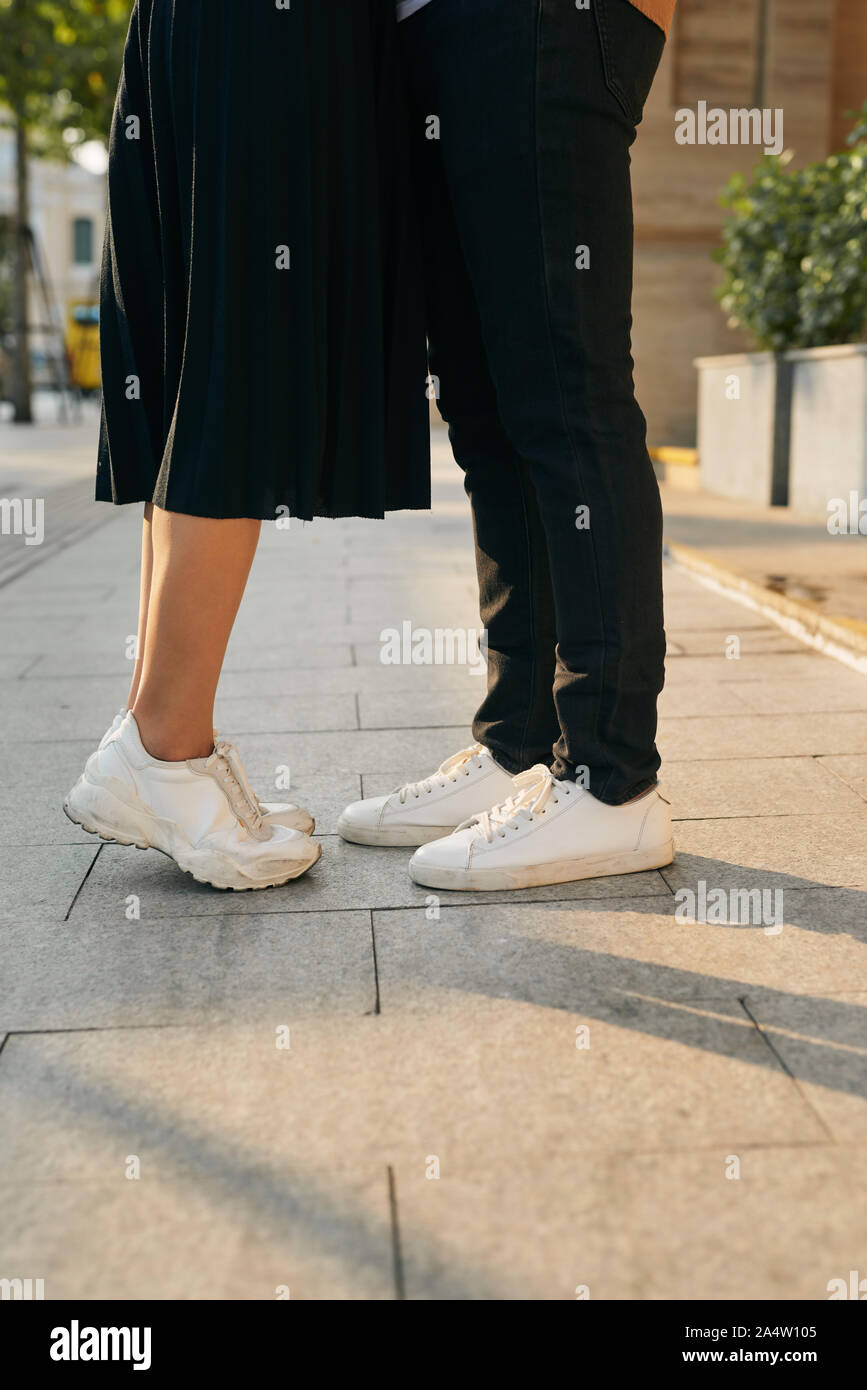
left=206, top=740, right=269, bottom=840
left=212, top=727, right=268, bottom=815
left=468, top=765, right=571, bottom=844
left=397, top=743, right=486, bottom=804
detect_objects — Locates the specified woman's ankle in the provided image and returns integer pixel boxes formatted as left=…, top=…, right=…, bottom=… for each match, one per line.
left=130, top=703, right=215, bottom=763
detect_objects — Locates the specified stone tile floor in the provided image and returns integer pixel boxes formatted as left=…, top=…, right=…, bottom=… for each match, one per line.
left=0, top=432, right=865, bottom=1299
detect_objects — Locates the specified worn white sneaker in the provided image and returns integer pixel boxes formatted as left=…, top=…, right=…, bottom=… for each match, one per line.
left=408, top=766, right=674, bottom=891
left=65, top=712, right=321, bottom=890
left=98, top=709, right=314, bottom=833
left=337, top=743, right=516, bottom=847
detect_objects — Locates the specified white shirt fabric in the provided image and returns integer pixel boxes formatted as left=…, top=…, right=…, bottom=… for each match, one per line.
left=397, top=0, right=434, bottom=19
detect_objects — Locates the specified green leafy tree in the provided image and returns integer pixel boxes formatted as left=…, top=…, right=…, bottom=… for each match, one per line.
left=714, top=102, right=867, bottom=353
left=0, top=0, right=132, bottom=420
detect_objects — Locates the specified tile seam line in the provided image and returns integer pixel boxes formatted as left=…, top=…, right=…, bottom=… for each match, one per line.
left=739, top=995, right=837, bottom=1143
left=63, top=843, right=103, bottom=922
left=370, top=909, right=382, bottom=1016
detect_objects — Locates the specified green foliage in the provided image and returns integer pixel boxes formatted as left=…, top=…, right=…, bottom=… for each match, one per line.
left=714, top=103, right=867, bottom=351
left=0, top=0, right=132, bottom=153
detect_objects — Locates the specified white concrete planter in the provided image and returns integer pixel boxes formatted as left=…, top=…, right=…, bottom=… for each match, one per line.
left=694, top=352, right=791, bottom=505
left=786, top=344, right=867, bottom=517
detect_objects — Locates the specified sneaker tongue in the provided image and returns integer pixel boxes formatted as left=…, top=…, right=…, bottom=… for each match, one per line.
left=438, top=743, right=481, bottom=776
left=491, top=765, right=552, bottom=824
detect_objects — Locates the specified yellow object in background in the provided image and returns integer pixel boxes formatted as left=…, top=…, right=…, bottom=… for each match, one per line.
left=66, top=299, right=101, bottom=392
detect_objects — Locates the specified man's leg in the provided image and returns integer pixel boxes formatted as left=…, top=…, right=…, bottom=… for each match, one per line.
left=336, top=116, right=560, bottom=848
left=401, top=0, right=667, bottom=806
left=411, top=90, right=561, bottom=773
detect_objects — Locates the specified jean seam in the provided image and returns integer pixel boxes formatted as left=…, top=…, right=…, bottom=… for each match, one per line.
left=514, top=457, right=540, bottom=771
left=592, top=0, right=639, bottom=126
left=532, top=0, right=613, bottom=801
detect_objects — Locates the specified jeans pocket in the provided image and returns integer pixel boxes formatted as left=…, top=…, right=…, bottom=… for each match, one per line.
left=591, top=0, right=666, bottom=126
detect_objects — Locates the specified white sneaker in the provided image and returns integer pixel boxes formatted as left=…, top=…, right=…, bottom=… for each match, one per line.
left=65, top=712, right=321, bottom=890
left=98, top=709, right=314, bottom=834
left=98, top=708, right=128, bottom=749
left=337, top=743, right=516, bottom=847
left=408, top=766, right=674, bottom=891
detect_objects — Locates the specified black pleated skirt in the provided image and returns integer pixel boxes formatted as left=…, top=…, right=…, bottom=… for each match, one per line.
left=96, top=0, right=430, bottom=521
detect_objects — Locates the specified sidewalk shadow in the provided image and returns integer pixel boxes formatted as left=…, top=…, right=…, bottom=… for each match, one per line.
left=658, top=853, right=867, bottom=945
left=0, top=1042, right=510, bottom=1300
left=385, top=859, right=867, bottom=1103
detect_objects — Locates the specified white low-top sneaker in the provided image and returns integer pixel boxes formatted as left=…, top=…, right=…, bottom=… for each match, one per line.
left=337, top=743, right=516, bottom=847
left=98, top=709, right=314, bottom=834
left=65, top=712, right=321, bottom=890
left=408, top=765, right=674, bottom=891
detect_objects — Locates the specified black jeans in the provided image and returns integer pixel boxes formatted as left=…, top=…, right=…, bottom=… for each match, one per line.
left=400, top=0, right=667, bottom=805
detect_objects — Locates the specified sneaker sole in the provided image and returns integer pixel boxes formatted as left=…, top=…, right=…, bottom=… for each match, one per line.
left=408, top=840, right=675, bottom=891
left=337, top=814, right=457, bottom=848
left=64, top=777, right=321, bottom=891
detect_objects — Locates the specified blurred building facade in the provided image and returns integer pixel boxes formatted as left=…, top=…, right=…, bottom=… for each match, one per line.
left=632, top=0, right=867, bottom=444
left=0, top=129, right=105, bottom=374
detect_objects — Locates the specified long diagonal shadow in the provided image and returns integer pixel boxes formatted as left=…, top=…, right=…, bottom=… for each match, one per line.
left=0, top=1048, right=509, bottom=1301
left=380, top=893, right=867, bottom=1103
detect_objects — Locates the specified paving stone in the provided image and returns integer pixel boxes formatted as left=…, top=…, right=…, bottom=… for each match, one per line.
left=31, top=642, right=356, bottom=678
left=0, top=653, right=39, bottom=678
left=217, top=664, right=478, bottom=698
left=1, top=728, right=469, bottom=785
left=745, top=991, right=867, bottom=1142
left=393, top=1146, right=867, bottom=1299
left=373, top=890, right=867, bottom=1003
left=0, top=1023, right=393, bottom=1184
left=658, top=712, right=867, bottom=761
left=0, top=1170, right=394, bottom=1300
left=663, top=651, right=844, bottom=683
left=657, top=682, right=754, bottom=717
left=664, top=597, right=771, bottom=630
left=231, top=618, right=393, bottom=648
left=0, top=615, right=86, bottom=654
left=68, top=837, right=671, bottom=922
left=2, top=738, right=96, bottom=788
left=0, top=844, right=96, bottom=925
left=211, top=727, right=475, bottom=776
left=348, top=996, right=825, bottom=1170
left=358, top=689, right=480, bottom=730
left=667, top=628, right=806, bottom=656
left=817, top=755, right=867, bottom=803
left=0, top=784, right=93, bottom=847
left=0, top=580, right=115, bottom=605
left=212, top=693, right=358, bottom=735
left=0, top=680, right=129, bottom=742
left=0, top=910, right=375, bottom=1031
left=0, top=1006, right=828, bottom=1301
left=661, top=756, right=865, bottom=818
left=729, top=675, right=867, bottom=715
left=663, top=814, right=867, bottom=889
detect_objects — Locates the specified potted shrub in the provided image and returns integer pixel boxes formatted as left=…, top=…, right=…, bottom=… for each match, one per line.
left=696, top=106, right=867, bottom=512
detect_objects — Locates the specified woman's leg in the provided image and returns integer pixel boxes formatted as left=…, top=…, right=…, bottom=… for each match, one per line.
left=65, top=508, right=321, bottom=889
left=126, top=503, right=154, bottom=712
left=130, top=509, right=261, bottom=762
